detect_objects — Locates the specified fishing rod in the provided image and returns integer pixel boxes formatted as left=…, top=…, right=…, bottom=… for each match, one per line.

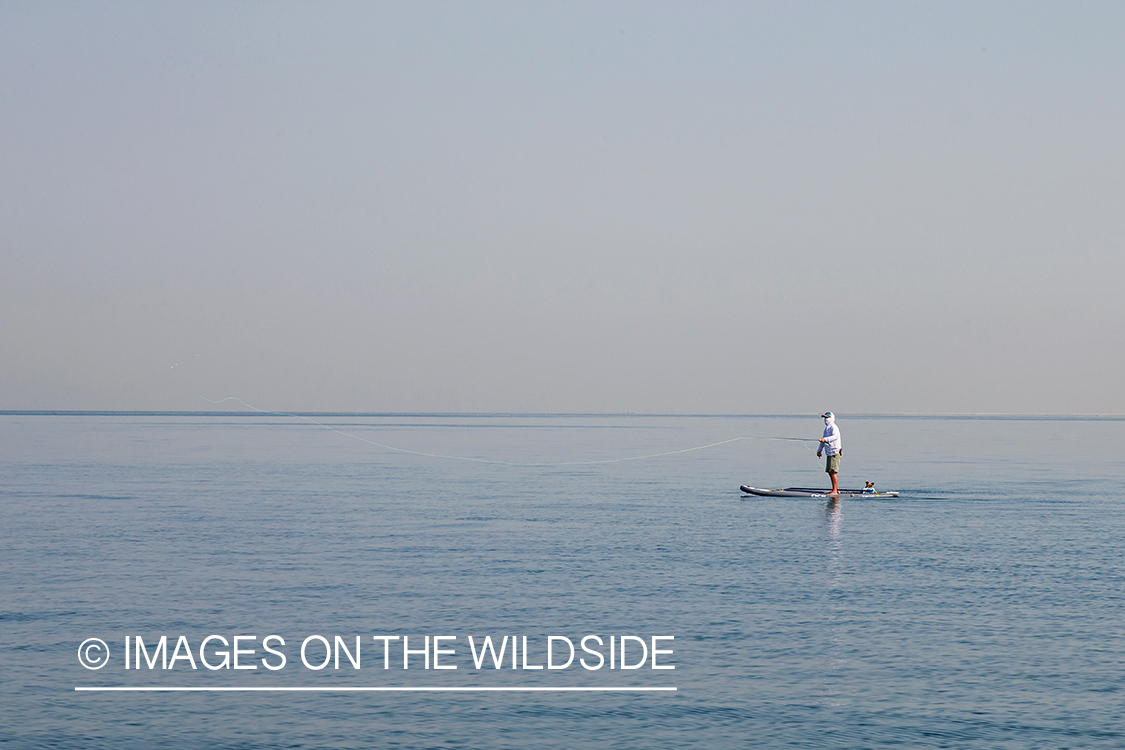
left=199, top=396, right=819, bottom=466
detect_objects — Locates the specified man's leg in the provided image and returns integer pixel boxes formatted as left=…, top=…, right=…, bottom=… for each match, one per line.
left=829, top=471, right=839, bottom=496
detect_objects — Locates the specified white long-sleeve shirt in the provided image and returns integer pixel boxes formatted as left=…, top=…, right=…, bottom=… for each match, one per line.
left=820, top=418, right=841, bottom=456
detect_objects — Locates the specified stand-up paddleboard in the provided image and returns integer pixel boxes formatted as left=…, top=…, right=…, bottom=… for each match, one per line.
left=740, top=485, right=899, bottom=498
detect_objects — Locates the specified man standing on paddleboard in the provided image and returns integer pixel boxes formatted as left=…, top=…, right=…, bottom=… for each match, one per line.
left=816, top=412, right=842, bottom=497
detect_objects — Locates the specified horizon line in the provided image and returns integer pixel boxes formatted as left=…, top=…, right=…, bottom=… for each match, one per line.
left=4, top=410, right=1125, bottom=420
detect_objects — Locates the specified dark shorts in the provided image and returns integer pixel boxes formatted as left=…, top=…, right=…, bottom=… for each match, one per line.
left=825, top=453, right=840, bottom=474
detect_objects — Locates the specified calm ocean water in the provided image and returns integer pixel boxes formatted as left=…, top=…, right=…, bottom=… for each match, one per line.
left=2, top=413, right=1123, bottom=748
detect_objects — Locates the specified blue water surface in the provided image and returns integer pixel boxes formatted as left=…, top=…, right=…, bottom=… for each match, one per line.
left=1, top=414, right=1123, bottom=748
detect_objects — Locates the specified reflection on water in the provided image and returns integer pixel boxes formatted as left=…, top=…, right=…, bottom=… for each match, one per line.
left=825, top=498, right=842, bottom=543
left=822, top=499, right=847, bottom=706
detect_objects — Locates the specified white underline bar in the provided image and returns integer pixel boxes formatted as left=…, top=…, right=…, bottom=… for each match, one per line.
left=76, top=686, right=676, bottom=692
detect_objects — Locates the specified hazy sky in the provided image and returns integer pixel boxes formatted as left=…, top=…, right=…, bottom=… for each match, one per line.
left=3, top=2, right=1123, bottom=413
